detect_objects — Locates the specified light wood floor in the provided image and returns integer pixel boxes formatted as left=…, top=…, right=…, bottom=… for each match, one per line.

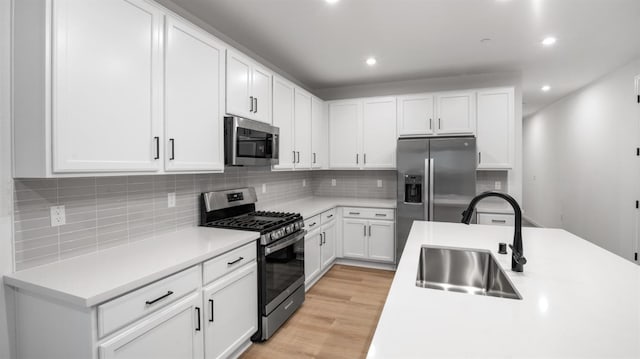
left=240, top=265, right=395, bottom=359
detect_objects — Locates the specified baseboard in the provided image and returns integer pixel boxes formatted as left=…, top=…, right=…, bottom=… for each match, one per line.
left=335, top=258, right=396, bottom=271
left=230, top=339, right=253, bottom=359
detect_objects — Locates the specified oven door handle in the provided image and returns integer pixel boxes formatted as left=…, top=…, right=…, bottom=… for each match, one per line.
left=265, top=230, right=306, bottom=255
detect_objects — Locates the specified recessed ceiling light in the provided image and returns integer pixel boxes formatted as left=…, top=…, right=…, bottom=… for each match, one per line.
left=541, top=36, right=557, bottom=46
left=325, top=0, right=339, bottom=4
left=541, top=85, right=551, bottom=92
left=366, top=57, right=377, bottom=66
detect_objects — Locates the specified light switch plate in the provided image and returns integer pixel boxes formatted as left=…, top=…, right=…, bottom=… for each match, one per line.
left=262, top=183, right=267, bottom=193
left=377, top=180, right=383, bottom=188
left=167, top=192, right=176, bottom=208
left=331, top=179, right=336, bottom=186
left=50, top=205, right=66, bottom=227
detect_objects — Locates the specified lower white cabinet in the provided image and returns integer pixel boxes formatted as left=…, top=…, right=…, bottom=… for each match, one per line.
left=477, top=213, right=514, bottom=226
left=342, top=208, right=395, bottom=263
left=320, top=220, right=337, bottom=268
left=99, top=292, right=204, bottom=359
left=305, top=230, right=322, bottom=282
left=343, top=219, right=369, bottom=259
left=203, top=262, right=258, bottom=359
left=367, top=220, right=395, bottom=262
left=304, top=211, right=337, bottom=288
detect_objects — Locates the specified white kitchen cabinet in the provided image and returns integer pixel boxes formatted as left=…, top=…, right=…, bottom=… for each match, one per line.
left=226, top=50, right=272, bottom=123
left=397, top=94, right=435, bottom=136
left=435, top=91, right=476, bottom=135
left=477, top=213, right=515, bottom=226
left=164, top=16, right=225, bottom=172
left=342, top=208, right=395, bottom=263
left=203, top=262, right=257, bottom=359
left=477, top=88, right=514, bottom=170
left=311, top=97, right=328, bottom=169
left=362, top=97, right=397, bottom=169
left=272, top=76, right=295, bottom=170
left=304, top=229, right=322, bottom=283
left=99, top=292, right=204, bottom=359
left=328, top=100, right=362, bottom=169
left=294, top=88, right=313, bottom=169
left=320, top=220, right=337, bottom=268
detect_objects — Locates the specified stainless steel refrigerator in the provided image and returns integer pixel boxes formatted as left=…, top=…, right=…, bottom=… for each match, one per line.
left=396, top=137, right=477, bottom=261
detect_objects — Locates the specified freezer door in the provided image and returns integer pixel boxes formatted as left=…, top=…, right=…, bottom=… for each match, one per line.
left=429, top=137, right=477, bottom=223
left=396, top=138, right=428, bottom=262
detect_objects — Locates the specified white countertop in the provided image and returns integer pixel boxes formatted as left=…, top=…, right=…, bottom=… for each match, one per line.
left=368, top=221, right=640, bottom=358
left=4, top=227, right=258, bottom=307
left=259, top=196, right=396, bottom=219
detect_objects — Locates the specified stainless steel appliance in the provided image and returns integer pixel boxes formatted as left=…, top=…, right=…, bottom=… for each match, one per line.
left=396, top=136, right=477, bottom=261
left=224, top=116, right=279, bottom=166
left=200, top=187, right=305, bottom=341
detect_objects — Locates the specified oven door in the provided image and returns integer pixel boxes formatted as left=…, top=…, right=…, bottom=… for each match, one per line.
left=262, top=230, right=305, bottom=315
left=225, top=116, right=280, bottom=166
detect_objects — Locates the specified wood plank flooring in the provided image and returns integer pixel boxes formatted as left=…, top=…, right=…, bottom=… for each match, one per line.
left=240, top=265, right=395, bottom=359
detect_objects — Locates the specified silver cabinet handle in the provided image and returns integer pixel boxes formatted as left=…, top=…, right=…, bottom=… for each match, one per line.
left=356, top=153, right=359, bottom=164
left=438, top=118, right=442, bottom=129
left=349, top=212, right=360, bottom=215
left=479, top=152, right=482, bottom=164
left=429, top=118, right=433, bottom=130
left=363, top=225, right=366, bottom=236
left=250, top=96, right=254, bottom=112
left=292, top=150, right=296, bottom=164
left=254, top=97, right=258, bottom=113
left=492, top=219, right=507, bottom=223
left=364, top=153, right=367, bottom=164
left=313, top=153, right=316, bottom=164
left=368, top=225, right=371, bottom=236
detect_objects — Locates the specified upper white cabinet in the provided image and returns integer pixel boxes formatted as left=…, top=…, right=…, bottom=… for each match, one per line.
left=272, top=76, right=296, bottom=170
left=293, top=88, right=312, bottom=169
left=435, top=91, right=476, bottom=135
left=226, top=50, right=272, bottom=123
left=311, top=97, right=328, bottom=169
left=164, top=16, right=225, bottom=172
left=328, top=98, right=396, bottom=170
left=477, top=88, right=514, bottom=170
left=362, top=97, right=397, bottom=169
left=52, top=0, right=164, bottom=173
left=397, top=94, right=435, bottom=136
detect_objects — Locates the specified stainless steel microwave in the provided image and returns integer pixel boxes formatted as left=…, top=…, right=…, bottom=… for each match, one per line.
left=224, top=116, right=279, bottom=166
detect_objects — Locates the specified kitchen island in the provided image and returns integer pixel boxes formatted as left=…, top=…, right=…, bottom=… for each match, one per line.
left=368, top=221, right=640, bottom=358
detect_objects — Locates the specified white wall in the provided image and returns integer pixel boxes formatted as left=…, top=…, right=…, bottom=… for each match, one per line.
left=316, top=72, right=524, bottom=205
left=524, top=58, right=640, bottom=262
left=0, top=0, right=14, bottom=356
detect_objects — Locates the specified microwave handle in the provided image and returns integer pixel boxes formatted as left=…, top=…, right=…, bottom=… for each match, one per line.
left=272, top=134, right=279, bottom=161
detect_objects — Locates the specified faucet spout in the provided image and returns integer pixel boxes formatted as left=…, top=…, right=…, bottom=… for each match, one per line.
left=461, top=191, right=526, bottom=272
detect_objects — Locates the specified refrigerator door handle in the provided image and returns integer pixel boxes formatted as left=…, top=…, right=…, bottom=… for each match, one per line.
left=428, top=158, right=434, bottom=221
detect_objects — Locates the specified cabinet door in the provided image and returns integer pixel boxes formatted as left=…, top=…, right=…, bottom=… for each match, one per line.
left=99, top=292, right=204, bottom=359
left=436, top=92, right=476, bottom=135
left=477, top=88, right=514, bottom=169
left=251, top=65, right=272, bottom=124
left=368, top=220, right=395, bottom=262
left=203, top=262, right=257, bottom=359
left=397, top=94, right=435, bottom=136
left=52, top=0, right=163, bottom=172
left=164, top=17, right=225, bottom=172
left=294, top=89, right=312, bottom=169
left=362, top=97, right=397, bottom=169
left=329, top=100, right=362, bottom=169
left=320, top=220, right=337, bottom=268
left=342, top=219, right=368, bottom=259
left=272, top=76, right=295, bottom=170
left=226, top=50, right=252, bottom=119
left=311, top=97, right=328, bottom=169
left=304, top=230, right=322, bottom=284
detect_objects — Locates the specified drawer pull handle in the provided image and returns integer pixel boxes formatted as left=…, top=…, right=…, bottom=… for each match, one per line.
left=209, top=299, right=214, bottom=322
left=349, top=212, right=360, bottom=215
left=375, top=213, right=387, bottom=217
left=326, top=214, right=334, bottom=218
left=284, top=300, right=295, bottom=310
left=195, top=307, right=201, bottom=331
left=227, top=256, right=244, bottom=266
left=492, top=219, right=507, bottom=223
left=145, top=291, right=174, bottom=306
left=309, top=222, right=317, bottom=227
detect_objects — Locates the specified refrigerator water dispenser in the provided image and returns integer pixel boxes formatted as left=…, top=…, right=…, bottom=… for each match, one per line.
left=404, top=175, right=423, bottom=203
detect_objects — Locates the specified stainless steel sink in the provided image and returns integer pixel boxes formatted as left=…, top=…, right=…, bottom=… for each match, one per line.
left=416, top=246, right=522, bottom=300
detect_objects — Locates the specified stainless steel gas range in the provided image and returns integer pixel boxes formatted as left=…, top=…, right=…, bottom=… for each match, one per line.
left=200, top=187, right=305, bottom=341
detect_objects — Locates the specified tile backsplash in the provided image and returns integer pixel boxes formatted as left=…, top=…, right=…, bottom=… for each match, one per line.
left=312, top=170, right=397, bottom=199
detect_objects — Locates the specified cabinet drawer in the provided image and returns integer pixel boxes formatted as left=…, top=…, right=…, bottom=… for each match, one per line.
left=321, top=209, right=336, bottom=223
left=342, top=207, right=395, bottom=220
left=477, top=213, right=514, bottom=226
left=203, top=242, right=257, bottom=285
left=304, top=215, right=321, bottom=232
left=97, top=265, right=201, bottom=338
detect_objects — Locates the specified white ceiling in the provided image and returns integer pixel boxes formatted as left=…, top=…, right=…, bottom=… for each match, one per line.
left=169, top=0, right=640, bottom=115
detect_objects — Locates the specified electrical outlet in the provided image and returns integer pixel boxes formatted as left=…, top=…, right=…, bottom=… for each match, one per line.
left=167, top=192, right=176, bottom=208
left=331, top=179, right=336, bottom=186
left=494, top=181, right=502, bottom=190
left=377, top=180, right=383, bottom=188
left=262, top=183, right=267, bottom=193
left=50, top=205, right=66, bottom=227
left=302, top=179, right=306, bottom=187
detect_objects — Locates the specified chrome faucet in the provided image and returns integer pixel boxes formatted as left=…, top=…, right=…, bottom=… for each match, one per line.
left=461, top=191, right=527, bottom=272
